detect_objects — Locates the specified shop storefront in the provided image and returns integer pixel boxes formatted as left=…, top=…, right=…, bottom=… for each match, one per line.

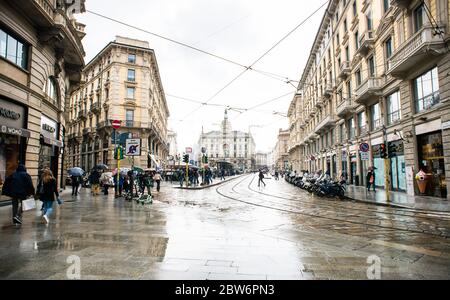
left=39, top=115, right=63, bottom=183
left=372, top=144, right=385, bottom=188
left=417, top=131, right=446, bottom=198
left=0, top=98, right=30, bottom=194
left=388, top=140, right=406, bottom=191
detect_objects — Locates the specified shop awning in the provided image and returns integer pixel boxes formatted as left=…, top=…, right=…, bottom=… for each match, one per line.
left=0, top=125, right=30, bottom=138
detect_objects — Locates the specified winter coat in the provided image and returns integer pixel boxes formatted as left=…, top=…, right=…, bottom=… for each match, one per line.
left=39, top=178, right=59, bottom=202
left=2, top=165, right=35, bottom=200
left=90, top=171, right=101, bottom=184
left=366, top=171, right=375, bottom=183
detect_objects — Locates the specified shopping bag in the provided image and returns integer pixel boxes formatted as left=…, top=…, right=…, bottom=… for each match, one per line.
left=22, top=198, right=36, bottom=211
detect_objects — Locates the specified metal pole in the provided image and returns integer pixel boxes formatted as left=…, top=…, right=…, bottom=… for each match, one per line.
left=384, top=128, right=390, bottom=202
left=185, top=161, right=189, bottom=187
left=114, top=128, right=119, bottom=197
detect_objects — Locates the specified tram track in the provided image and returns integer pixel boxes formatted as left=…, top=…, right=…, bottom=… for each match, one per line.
left=215, top=175, right=450, bottom=238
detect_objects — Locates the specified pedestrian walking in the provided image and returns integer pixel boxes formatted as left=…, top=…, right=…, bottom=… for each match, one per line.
left=220, top=169, right=225, bottom=181
left=178, top=169, right=184, bottom=187
left=2, top=164, right=35, bottom=225
left=89, top=169, right=101, bottom=195
left=36, top=169, right=60, bottom=224
left=258, top=170, right=266, bottom=187
left=100, top=173, right=110, bottom=195
left=143, top=171, right=153, bottom=196
left=274, top=170, right=279, bottom=180
left=366, top=167, right=376, bottom=192
left=153, top=171, right=162, bottom=192
left=71, top=174, right=82, bottom=196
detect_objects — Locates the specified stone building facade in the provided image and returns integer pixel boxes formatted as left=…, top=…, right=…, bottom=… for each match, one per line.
left=198, top=110, right=256, bottom=171
left=66, top=36, right=169, bottom=171
left=275, top=129, right=290, bottom=171
left=288, top=0, right=450, bottom=199
left=0, top=0, right=86, bottom=189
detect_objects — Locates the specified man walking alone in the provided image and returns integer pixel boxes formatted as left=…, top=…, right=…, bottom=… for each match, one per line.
left=258, top=170, right=266, bottom=187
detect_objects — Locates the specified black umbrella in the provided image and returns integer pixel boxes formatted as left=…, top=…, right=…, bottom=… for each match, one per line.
left=94, top=164, right=108, bottom=170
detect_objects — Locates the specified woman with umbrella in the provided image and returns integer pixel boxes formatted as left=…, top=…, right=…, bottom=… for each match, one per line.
left=68, top=167, right=84, bottom=196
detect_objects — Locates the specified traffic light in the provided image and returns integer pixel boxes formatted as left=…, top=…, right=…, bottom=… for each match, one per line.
left=183, top=154, right=189, bottom=163
left=380, top=143, right=387, bottom=159
left=114, top=146, right=124, bottom=160
left=388, top=142, right=396, bottom=158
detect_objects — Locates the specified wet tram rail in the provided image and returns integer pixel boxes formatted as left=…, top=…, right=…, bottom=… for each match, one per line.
left=216, top=175, right=450, bottom=238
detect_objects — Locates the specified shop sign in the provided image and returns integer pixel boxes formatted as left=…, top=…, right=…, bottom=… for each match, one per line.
left=41, top=115, right=58, bottom=140
left=0, top=98, right=26, bottom=129
left=360, top=152, right=370, bottom=161
left=1, top=125, right=30, bottom=138
left=442, top=121, right=450, bottom=130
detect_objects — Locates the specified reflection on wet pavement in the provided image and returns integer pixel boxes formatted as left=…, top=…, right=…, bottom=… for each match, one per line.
left=0, top=176, right=449, bottom=279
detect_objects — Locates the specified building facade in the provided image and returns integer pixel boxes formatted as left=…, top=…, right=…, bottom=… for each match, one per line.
left=0, top=0, right=86, bottom=189
left=198, top=110, right=256, bottom=171
left=255, top=151, right=268, bottom=170
left=66, top=36, right=169, bottom=171
left=288, top=0, right=450, bottom=199
left=275, top=129, right=290, bottom=171
left=167, top=130, right=178, bottom=159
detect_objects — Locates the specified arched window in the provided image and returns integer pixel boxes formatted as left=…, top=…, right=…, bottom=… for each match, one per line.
left=46, top=77, right=58, bottom=104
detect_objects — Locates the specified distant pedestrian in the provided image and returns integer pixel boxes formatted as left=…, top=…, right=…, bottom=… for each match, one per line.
left=37, top=169, right=60, bottom=224
left=89, top=169, right=101, bottom=195
left=220, top=169, right=225, bottom=181
left=366, top=167, right=376, bottom=192
left=153, top=172, right=162, bottom=192
left=2, top=164, right=35, bottom=225
left=258, top=170, right=266, bottom=187
left=143, top=171, right=153, bottom=195
left=71, top=174, right=82, bottom=196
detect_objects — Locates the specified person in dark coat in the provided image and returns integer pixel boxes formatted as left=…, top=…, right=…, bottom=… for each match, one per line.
left=37, top=169, right=59, bottom=224
left=366, top=167, right=376, bottom=192
left=2, top=164, right=35, bottom=225
left=258, top=170, right=266, bottom=187
left=89, top=169, right=101, bottom=195
left=71, top=174, right=82, bottom=196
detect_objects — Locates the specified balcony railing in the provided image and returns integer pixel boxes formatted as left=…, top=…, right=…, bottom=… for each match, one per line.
left=387, top=26, right=446, bottom=77
left=357, top=30, right=374, bottom=56
left=390, top=0, right=410, bottom=9
left=336, top=98, right=356, bottom=118
left=90, top=102, right=101, bottom=113
left=324, top=83, right=333, bottom=97
left=124, top=121, right=142, bottom=128
left=33, top=0, right=54, bottom=22
left=339, top=61, right=351, bottom=79
left=355, top=77, right=382, bottom=103
left=78, top=110, right=87, bottom=119
left=314, top=115, right=337, bottom=134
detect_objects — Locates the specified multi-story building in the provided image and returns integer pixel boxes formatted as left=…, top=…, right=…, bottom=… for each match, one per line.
left=198, top=110, right=256, bottom=171
left=288, top=0, right=450, bottom=199
left=255, top=151, right=268, bottom=170
left=167, top=130, right=178, bottom=159
left=66, top=36, right=169, bottom=171
left=0, top=0, right=86, bottom=188
left=274, top=129, right=290, bottom=171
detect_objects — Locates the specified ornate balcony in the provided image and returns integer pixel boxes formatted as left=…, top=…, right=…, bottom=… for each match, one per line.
left=355, top=77, right=383, bottom=104
left=338, top=61, right=351, bottom=79
left=390, top=0, right=411, bottom=9
left=324, top=83, right=333, bottom=97
left=387, top=26, right=447, bottom=78
left=90, top=102, right=101, bottom=114
left=78, top=109, right=87, bottom=120
left=356, top=30, right=374, bottom=56
left=336, top=98, right=357, bottom=118
left=123, top=121, right=142, bottom=128
left=314, top=115, right=337, bottom=134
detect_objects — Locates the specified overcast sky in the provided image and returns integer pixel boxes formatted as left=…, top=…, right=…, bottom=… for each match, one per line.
left=77, top=0, right=327, bottom=153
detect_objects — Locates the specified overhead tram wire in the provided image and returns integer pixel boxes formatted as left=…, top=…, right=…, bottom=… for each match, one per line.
left=179, top=0, right=330, bottom=121
left=86, top=10, right=299, bottom=86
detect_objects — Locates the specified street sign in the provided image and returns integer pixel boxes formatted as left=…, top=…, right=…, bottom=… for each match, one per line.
left=111, top=120, right=121, bottom=129
left=125, top=139, right=141, bottom=156
left=185, top=147, right=192, bottom=153
left=359, top=142, right=370, bottom=152
left=360, top=151, right=370, bottom=161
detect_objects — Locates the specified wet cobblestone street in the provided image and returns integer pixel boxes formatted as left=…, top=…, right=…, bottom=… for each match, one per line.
left=1, top=175, right=449, bottom=279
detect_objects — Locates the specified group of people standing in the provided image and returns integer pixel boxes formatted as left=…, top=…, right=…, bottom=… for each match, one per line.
left=2, top=165, right=61, bottom=225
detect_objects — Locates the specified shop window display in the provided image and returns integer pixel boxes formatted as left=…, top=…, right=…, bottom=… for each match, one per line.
left=0, top=135, right=20, bottom=196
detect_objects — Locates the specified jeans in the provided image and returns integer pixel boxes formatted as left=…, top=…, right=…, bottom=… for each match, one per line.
left=258, top=178, right=265, bottom=187
left=367, top=182, right=375, bottom=191
left=12, top=198, right=22, bottom=221
left=72, top=184, right=79, bottom=195
left=42, top=200, right=54, bottom=217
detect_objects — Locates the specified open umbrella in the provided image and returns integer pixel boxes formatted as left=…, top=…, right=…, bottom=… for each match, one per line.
left=133, top=166, right=144, bottom=173
left=68, top=167, right=84, bottom=176
left=94, top=164, right=108, bottom=170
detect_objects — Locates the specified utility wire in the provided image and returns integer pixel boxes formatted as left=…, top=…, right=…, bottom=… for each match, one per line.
left=179, top=0, right=329, bottom=120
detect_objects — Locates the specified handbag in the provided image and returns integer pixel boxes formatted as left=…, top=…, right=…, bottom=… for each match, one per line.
left=22, top=197, right=36, bottom=211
